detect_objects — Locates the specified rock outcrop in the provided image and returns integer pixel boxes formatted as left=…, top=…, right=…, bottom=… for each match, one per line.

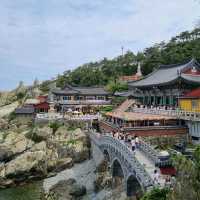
left=94, top=160, right=112, bottom=192
left=0, top=118, right=9, bottom=130
left=55, top=128, right=90, bottom=163
left=33, top=126, right=52, bottom=140
left=45, top=179, right=86, bottom=200
left=0, top=132, right=34, bottom=162
left=0, top=125, right=91, bottom=188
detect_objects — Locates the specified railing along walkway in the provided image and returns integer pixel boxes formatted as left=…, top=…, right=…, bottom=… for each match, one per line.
left=131, top=107, right=200, bottom=121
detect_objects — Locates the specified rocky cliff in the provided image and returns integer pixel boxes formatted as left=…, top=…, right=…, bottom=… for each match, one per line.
left=0, top=119, right=91, bottom=188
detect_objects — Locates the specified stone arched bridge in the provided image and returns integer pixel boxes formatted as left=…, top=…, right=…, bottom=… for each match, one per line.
left=89, top=132, right=167, bottom=196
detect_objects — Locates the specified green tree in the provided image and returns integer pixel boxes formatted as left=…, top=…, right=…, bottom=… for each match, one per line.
left=106, top=80, right=128, bottom=95
left=49, top=122, right=61, bottom=135
left=168, top=146, right=200, bottom=200
left=141, top=188, right=169, bottom=200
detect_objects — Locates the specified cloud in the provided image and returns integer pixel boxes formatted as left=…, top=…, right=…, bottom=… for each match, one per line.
left=0, top=0, right=200, bottom=90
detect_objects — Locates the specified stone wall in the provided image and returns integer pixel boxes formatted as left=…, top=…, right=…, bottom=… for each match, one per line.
left=91, top=141, right=104, bottom=167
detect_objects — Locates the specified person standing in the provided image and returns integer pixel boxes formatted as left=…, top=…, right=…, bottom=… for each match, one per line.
left=131, top=138, right=136, bottom=152
left=115, top=132, right=119, bottom=139
left=135, top=136, right=139, bottom=148
left=153, top=169, right=160, bottom=185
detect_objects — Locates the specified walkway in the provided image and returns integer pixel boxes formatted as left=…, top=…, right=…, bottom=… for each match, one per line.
left=135, top=149, right=165, bottom=187
left=0, top=101, right=19, bottom=117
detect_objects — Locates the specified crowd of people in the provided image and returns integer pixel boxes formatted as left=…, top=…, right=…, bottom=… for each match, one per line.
left=111, top=131, right=140, bottom=153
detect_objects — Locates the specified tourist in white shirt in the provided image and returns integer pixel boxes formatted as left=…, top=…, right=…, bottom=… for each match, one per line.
left=135, top=136, right=139, bottom=148
left=131, top=138, right=136, bottom=152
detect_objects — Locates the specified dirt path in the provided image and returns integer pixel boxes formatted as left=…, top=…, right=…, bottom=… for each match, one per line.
left=0, top=102, right=19, bottom=117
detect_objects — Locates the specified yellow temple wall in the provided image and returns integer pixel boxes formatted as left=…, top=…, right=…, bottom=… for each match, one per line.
left=179, top=99, right=200, bottom=113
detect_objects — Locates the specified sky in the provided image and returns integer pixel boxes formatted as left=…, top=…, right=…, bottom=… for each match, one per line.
left=0, top=0, right=200, bottom=90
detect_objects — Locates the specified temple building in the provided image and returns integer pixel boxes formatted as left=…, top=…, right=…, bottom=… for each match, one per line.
left=100, top=59, right=200, bottom=143
left=128, top=59, right=200, bottom=107
left=15, top=95, right=50, bottom=117
left=50, top=85, right=111, bottom=114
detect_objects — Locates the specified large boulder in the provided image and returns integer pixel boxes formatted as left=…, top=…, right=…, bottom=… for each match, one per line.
left=46, top=148, right=58, bottom=172
left=69, top=184, right=87, bottom=197
left=4, top=150, right=47, bottom=180
left=54, top=126, right=70, bottom=142
left=72, top=128, right=86, bottom=140
left=0, top=141, right=50, bottom=186
left=0, top=118, right=8, bottom=130
left=31, top=141, right=47, bottom=152
left=0, top=132, right=34, bottom=162
left=54, top=128, right=90, bottom=163
left=55, top=157, right=73, bottom=172
left=47, top=179, right=86, bottom=200
left=33, top=126, right=52, bottom=140
left=72, top=141, right=90, bottom=163
left=0, top=132, right=5, bottom=143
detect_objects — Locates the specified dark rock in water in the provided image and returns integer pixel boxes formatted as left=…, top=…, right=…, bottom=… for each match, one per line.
left=48, top=179, right=86, bottom=200
left=0, top=178, right=14, bottom=188
left=69, top=184, right=86, bottom=197
left=50, top=179, right=76, bottom=193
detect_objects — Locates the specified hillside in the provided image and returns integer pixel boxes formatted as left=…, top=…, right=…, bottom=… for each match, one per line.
left=50, top=27, right=200, bottom=90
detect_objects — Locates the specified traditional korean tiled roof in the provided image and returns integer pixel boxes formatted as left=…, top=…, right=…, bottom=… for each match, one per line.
left=52, top=85, right=109, bottom=95
left=129, top=59, right=200, bottom=88
left=15, top=106, right=35, bottom=114
left=73, top=86, right=109, bottom=95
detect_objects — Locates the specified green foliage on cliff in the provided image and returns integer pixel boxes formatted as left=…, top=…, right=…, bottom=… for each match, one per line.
left=53, top=27, right=200, bottom=90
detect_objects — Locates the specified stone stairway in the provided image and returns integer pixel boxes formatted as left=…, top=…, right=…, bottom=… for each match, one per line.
left=115, top=99, right=136, bottom=112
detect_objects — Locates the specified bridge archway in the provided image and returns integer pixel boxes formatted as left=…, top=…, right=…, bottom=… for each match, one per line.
left=112, top=159, right=124, bottom=178
left=103, top=149, right=110, bottom=162
left=111, top=158, right=125, bottom=188
left=126, top=175, right=143, bottom=197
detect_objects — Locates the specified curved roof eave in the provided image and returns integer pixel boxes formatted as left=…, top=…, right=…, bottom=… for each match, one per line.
left=129, top=77, right=181, bottom=89
left=181, top=75, right=200, bottom=85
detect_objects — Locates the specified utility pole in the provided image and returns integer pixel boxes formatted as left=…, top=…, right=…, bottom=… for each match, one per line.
left=121, top=46, right=124, bottom=56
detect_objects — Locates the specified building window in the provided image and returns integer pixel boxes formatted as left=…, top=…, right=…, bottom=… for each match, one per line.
left=76, top=96, right=84, bottom=100
left=192, top=100, right=198, bottom=109
left=86, top=96, right=95, bottom=100
left=63, top=96, right=72, bottom=100
left=97, top=96, right=105, bottom=100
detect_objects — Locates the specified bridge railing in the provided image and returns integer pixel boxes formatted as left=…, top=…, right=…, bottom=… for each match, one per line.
left=89, top=131, right=154, bottom=188
left=137, top=139, right=172, bottom=167
left=137, top=140, right=159, bottom=163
